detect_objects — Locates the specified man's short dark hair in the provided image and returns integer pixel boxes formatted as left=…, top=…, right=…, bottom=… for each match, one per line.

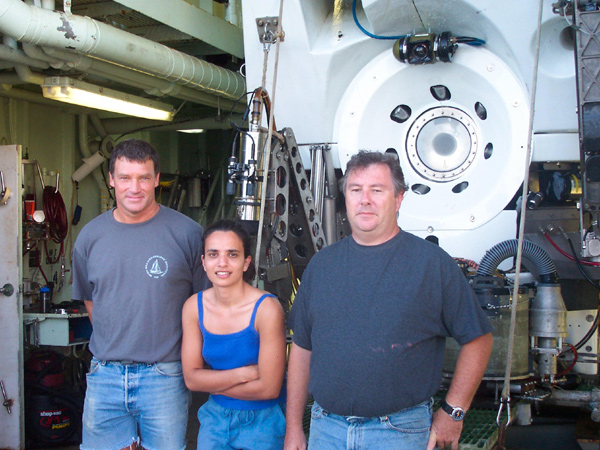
left=108, top=139, right=160, bottom=175
left=339, top=150, right=408, bottom=196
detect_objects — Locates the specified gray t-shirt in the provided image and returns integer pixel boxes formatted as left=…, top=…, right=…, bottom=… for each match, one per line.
left=289, top=230, right=492, bottom=417
left=72, top=206, right=209, bottom=362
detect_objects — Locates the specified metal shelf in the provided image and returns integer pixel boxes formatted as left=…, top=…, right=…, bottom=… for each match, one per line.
left=23, top=313, right=91, bottom=347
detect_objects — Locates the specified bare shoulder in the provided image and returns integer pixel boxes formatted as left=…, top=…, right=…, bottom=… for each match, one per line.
left=182, top=291, right=201, bottom=317
left=255, top=290, right=284, bottom=320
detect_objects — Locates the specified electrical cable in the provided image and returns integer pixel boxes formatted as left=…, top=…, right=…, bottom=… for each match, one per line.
left=455, top=36, right=486, bottom=45
left=565, top=237, right=600, bottom=289
left=454, top=257, right=479, bottom=270
left=35, top=245, right=48, bottom=285
left=99, top=163, right=114, bottom=202
left=352, top=0, right=405, bottom=40
left=229, top=89, right=255, bottom=133
left=44, top=240, right=63, bottom=265
left=352, top=0, right=486, bottom=45
left=543, top=232, right=600, bottom=267
left=229, top=90, right=257, bottom=159
left=23, top=241, right=36, bottom=257
left=557, top=344, right=578, bottom=376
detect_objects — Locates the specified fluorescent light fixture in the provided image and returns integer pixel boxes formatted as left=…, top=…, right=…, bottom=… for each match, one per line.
left=177, top=129, right=206, bottom=133
left=42, top=76, right=175, bottom=121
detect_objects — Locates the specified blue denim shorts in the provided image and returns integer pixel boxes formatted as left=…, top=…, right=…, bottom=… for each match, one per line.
left=196, top=396, right=285, bottom=450
left=307, top=399, right=432, bottom=450
left=80, top=357, right=190, bottom=450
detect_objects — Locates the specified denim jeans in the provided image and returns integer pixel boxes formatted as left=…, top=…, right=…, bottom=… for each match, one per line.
left=196, top=396, right=285, bottom=450
left=80, top=358, right=190, bottom=450
left=307, top=399, right=432, bottom=450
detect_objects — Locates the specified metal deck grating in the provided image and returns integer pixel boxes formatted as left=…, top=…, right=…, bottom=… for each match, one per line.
left=457, top=408, right=501, bottom=450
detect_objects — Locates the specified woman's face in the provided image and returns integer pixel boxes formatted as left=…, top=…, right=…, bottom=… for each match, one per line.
left=202, top=230, right=251, bottom=287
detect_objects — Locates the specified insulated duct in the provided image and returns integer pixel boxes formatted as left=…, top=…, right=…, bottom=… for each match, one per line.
left=41, top=47, right=239, bottom=111
left=0, top=0, right=246, bottom=101
left=477, top=239, right=558, bottom=284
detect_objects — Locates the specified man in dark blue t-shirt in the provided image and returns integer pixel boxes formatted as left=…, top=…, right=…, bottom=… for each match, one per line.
left=284, top=151, right=493, bottom=450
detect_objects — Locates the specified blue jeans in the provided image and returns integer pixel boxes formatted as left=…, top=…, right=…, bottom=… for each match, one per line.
left=196, top=396, right=285, bottom=450
left=307, top=399, right=432, bottom=450
left=81, top=358, right=190, bottom=450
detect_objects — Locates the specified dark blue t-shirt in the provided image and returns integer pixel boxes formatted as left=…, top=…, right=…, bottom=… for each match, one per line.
left=289, top=230, right=492, bottom=417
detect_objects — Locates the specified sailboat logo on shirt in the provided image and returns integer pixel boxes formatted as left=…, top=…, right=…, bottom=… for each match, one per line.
left=145, top=255, right=169, bottom=278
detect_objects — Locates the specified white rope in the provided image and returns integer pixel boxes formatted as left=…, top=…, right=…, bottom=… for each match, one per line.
left=497, top=0, right=544, bottom=427
left=253, top=0, right=285, bottom=286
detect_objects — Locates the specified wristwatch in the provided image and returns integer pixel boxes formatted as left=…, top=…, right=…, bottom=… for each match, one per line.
left=440, top=399, right=466, bottom=421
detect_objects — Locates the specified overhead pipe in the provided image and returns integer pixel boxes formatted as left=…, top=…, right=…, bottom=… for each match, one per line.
left=22, top=43, right=65, bottom=68
left=99, top=115, right=241, bottom=135
left=0, top=43, right=49, bottom=69
left=42, top=47, right=243, bottom=112
left=14, top=64, right=45, bottom=85
left=0, top=0, right=246, bottom=101
left=3, top=35, right=45, bottom=85
left=78, top=114, right=111, bottom=213
left=89, top=113, right=108, bottom=139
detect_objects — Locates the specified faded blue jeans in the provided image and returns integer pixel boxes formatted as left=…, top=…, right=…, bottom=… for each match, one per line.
left=307, top=399, right=432, bottom=450
left=196, top=396, right=285, bottom=450
left=81, top=358, right=190, bottom=450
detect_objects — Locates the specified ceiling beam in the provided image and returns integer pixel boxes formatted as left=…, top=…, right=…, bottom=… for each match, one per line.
left=72, top=3, right=135, bottom=18
left=115, top=0, right=244, bottom=59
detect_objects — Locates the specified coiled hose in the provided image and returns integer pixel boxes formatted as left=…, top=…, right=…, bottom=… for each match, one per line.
left=476, top=239, right=558, bottom=284
left=43, top=186, right=68, bottom=243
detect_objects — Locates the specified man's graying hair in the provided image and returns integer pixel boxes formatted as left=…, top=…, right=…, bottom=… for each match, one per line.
left=339, top=150, right=408, bottom=196
left=109, top=139, right=160, bottom=175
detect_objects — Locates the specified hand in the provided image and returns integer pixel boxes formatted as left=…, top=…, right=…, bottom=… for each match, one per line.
left=239, top=364, right=259, bottom=383
left=283, top=426, right=307, bottom=450
left=426, top=408, right=463, bottom=450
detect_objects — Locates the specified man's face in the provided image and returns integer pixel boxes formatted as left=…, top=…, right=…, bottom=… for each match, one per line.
left=109, top=157, right=159, bottom=223
left=344, top=163, right=404, bottom=245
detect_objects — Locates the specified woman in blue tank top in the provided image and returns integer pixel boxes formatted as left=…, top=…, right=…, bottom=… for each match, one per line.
left=182, top=219, right=286, bottom=450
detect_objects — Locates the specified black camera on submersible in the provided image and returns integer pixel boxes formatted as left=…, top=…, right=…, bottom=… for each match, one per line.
left=393, top=32, right=456, bottom=64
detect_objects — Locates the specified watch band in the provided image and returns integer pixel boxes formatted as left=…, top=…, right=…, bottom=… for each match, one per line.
left=440, top=399, right=466, bottom=421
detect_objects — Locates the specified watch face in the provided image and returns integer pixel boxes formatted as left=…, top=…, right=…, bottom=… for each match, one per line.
left=451, top=409, right=465, bottom=421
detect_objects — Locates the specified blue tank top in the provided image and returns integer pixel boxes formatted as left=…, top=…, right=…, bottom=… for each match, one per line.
left=197, top=291, right=285, bottom=410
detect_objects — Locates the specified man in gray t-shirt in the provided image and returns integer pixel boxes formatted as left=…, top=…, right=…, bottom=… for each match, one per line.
left=72, top=139, right=209, bottom=450
left=284, top=151, right=493, bottom=450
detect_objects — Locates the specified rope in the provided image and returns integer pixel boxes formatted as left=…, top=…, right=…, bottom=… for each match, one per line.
left=253, top=0, right=285, bottom=286
left=497, top=0, right=544, bottom=434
